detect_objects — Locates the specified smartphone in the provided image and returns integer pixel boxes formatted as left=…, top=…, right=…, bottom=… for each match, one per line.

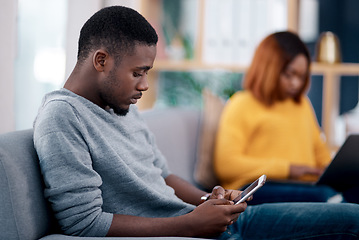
left=233, top=174, right=266, bottom=204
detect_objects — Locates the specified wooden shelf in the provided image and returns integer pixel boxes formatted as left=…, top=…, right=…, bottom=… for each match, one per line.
left=311, top=62, right=359, bottom=148
left=312, top=62, right=359, bottom=75
left=153, top=60, right=248, bottom=72
left=154, top=60, right=359, bottom=75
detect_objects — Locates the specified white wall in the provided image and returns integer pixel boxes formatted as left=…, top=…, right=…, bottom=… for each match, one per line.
left=65, top=0, right=140, bottom=78
left=65, top=0, right=103, bottom=79
left=0, top=0, right=141, bottom=133
left=0, top=0, right=17, bottom=133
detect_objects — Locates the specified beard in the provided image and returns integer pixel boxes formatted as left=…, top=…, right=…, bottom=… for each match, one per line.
left=100, top=69, right=129, bottom=116
left=111, top=104, right=129, bottom=116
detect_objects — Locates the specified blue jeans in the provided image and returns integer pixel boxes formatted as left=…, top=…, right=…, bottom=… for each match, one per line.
left=219, top=202, right=359, bottom=240
left=241, top=182, right=340, bottom=205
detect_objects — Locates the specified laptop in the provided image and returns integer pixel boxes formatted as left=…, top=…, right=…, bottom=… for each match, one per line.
left=316, top=134, right=359, bottom=192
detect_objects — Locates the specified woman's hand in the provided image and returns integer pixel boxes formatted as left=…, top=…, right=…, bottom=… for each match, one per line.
left=289, top=165, right=324, bottom=179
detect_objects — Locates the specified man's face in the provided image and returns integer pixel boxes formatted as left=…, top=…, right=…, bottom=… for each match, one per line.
left=99, top=44, right=156, bottom=115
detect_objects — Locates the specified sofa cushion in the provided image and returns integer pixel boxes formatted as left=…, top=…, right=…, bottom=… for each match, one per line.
left=141, top=108, right=201, bottom=185
left=0, top=129, right=58, bottom=240
left=194, top=90, right=225, bottom=190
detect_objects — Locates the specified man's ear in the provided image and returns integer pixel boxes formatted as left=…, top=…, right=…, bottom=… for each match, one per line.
left=93, top=50, right=108, bottom=72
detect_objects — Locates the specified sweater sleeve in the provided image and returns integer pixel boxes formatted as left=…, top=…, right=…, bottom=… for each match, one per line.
left=214, top=94, right=289, bottom=190
left=34, top=100, right=112, bottom=237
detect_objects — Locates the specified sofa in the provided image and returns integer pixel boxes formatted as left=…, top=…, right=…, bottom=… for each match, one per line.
left=0, top=107, right=215, bottom=240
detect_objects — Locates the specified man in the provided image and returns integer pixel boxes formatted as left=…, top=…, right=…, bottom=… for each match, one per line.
left=34, top=5, right=359, bottom=239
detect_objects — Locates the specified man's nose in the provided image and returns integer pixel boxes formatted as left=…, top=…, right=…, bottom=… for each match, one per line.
left=137, top=75, right=149, bottom=91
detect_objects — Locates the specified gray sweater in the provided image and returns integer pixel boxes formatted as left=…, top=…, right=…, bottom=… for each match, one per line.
left=33, top=89, right=195, bottom=237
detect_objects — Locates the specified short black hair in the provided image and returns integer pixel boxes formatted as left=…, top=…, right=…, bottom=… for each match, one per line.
left=77, top=6, right=158, bottom=63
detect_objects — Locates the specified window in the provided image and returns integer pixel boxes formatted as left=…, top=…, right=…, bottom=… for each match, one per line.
left=14, top=0, right=67, bottom=130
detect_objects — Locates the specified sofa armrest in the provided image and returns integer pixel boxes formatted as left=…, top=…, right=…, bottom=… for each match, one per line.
left=0, top=129, right=58, bottom=240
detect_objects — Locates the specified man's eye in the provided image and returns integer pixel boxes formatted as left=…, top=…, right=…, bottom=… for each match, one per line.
left=133, top=72, right=142, bottom=77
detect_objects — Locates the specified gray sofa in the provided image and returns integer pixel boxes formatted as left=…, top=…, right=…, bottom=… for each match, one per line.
left=0, top=108, right=208, bottom=240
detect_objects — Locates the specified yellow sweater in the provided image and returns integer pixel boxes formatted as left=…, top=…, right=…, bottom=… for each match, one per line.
left=214, top=91, right=331, bottom=190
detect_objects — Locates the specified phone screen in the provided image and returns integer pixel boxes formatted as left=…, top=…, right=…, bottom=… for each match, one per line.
left=233, top=175, right=266, bottom=204
left=234, top=179, right=259, bottom=202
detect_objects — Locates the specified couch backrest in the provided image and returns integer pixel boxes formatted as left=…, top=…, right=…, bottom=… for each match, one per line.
left=141, top=108, right=201, bottom=186
left=0, top=129, right=57, bottom=240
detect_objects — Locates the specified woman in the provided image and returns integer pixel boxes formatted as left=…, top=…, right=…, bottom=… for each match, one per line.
left=214, top=31, right=341, bottom=204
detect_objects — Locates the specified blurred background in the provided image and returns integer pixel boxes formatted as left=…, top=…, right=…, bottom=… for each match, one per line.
left=1, top=0, right=359, bottom=149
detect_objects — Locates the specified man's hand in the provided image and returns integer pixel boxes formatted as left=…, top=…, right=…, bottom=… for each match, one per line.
left=188, top=198, right=247, bottom=237
left=108, top=184, right=248, bottom=238
left=196, top=185, right=251, bottom=235
left=210, top=185, right=252, bottom=202
left=107, top=199, right=246, bottom=238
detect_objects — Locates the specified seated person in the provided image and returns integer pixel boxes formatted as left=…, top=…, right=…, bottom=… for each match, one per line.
left=214, top=31, right=356, bottom=204
left=34, top=6, right=359, bottom=239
